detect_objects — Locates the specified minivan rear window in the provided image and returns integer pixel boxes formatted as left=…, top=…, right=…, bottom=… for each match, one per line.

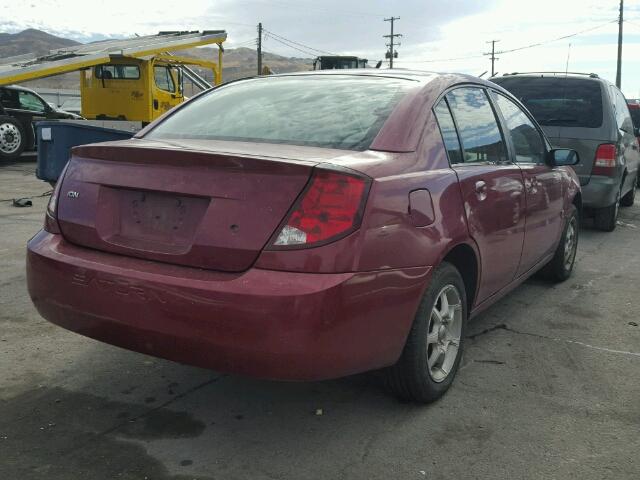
left=145, top=76, right=416, bottom=151
left=492, top=77, right=603, bottom=128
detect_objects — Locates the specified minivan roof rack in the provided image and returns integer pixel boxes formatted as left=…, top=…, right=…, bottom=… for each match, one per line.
left=500, top=71, right=599, bottom=79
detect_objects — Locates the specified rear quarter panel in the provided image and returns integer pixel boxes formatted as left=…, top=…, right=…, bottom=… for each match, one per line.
left=255, top=111, right=473, bottom=273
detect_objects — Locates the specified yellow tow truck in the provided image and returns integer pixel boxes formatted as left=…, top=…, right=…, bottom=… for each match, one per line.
left=0, top=31, right=226, bottom=172
left=80, top=52, right=222, bottom=122
left=0, top=30, right=226, bottom=123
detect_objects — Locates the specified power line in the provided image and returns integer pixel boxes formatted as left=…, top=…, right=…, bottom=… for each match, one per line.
left=264, top=33, right=319, bottom=57
left=623, top=18, right=640, bottom=29
left=263, top=29, right=335, bottom=55
left=394, top=53, right=485, bottom=64
left=395, top=19, right=617, bottom=65
left=231, top=39, right=258, bottom=47
left=496, top=19, right=617, bottom=54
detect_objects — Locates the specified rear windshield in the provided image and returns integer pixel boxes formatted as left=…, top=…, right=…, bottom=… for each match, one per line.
left=145, top=76, right=416, bottom=151
left=492, top=77, right=603, bottom=128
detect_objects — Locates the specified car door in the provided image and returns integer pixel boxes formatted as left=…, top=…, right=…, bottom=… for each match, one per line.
left=438, top=87, right=526, bottom=304
left=491, top=91, right=564, bottom=276
left=152, top=64, right=181, bottom=119
left=611, top=86, right=640, bottom=194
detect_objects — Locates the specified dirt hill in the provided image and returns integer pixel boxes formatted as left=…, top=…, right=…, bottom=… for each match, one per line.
left=0, top=29, right=313, bottom=90
left=0, top=28, right=80, bottom=58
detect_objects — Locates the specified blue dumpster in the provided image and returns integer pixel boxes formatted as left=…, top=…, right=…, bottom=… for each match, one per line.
left=36, top=121, right=136, bottom=183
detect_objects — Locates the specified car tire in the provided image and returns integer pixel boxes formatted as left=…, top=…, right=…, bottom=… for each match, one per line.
left=0, top=115, right=26, bottom=160
left=539, top=204, right=579, bottom=282
left=384, top=261, right=467, bottom=403
left=594, top=190, right=620, bottom=232
left=620, top=178, right=636, bottom=207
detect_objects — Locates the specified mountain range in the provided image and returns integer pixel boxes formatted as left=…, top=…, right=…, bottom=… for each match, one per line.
left=0, top=28, right=314, bottom=89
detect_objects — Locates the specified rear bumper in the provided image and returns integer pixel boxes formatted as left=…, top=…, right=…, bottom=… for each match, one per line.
left=26, top=231, right=430, bottom=381
left=581, top=175, right=620, bottom=209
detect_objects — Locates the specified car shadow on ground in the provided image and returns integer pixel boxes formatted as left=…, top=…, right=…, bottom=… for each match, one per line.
left=3, top=295, right=514, bottom=480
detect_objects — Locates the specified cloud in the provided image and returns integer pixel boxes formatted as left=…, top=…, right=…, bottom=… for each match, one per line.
left=3, top=0, right=640, bottom=95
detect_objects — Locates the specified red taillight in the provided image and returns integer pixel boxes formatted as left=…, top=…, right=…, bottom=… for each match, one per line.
left=269, top=169, right=370, bottom=248
left=44, top=163, right=69, bottom=234
left=592, top=143, right=617, bottom=176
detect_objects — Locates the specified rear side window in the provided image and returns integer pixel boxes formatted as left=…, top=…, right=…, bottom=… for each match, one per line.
left=611, top=87, right=633, bottom=132
left=146, top=76, right=416, bottom=151
left=446, top=87, right=507, bottom=164
left=493, top=93, right=545, bottom=164
left=95, top=64, right=140, bottom=80
left=433, top=100, right=463, bottom=164
left=493, top=77, right=603, bottom=128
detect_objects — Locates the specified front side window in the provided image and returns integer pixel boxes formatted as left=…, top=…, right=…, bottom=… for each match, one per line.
left=18, top=91, right=46, bottom=112
left=0, top=89, right=19, bottom=109
left=145, top=76, right=416, bottom=151
left=611, top=87, right=633, bottom=132
left=154, top=66, right=175, bottom=93
left=493, top=93, right=545, bottom=164
left=446, top=87, right=507, bottom=164
left=433, top=99, right=463, bottom=164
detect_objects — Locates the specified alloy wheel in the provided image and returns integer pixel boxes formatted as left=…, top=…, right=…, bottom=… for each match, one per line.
left=0, top=123, right=21, bottom=155
left=426, top=284, right=463, bottom=383
left=563, top=216, right=578, bottom=270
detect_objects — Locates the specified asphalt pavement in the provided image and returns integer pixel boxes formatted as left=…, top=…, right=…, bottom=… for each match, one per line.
left=1, top=154, right=638, bottom=480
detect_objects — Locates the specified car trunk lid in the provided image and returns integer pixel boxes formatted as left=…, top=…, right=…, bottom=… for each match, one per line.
left=56, top=140, right=319, bottom=271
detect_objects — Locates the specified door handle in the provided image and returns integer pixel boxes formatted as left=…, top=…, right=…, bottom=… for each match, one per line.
left=153, top=99, right=159, bottom=110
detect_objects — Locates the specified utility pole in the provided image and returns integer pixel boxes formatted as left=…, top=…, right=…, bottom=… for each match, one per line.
left=383, top=17, right=401, bottom=68
left=616, top=0, right=623, bottom=88
left=257, top=22, right=263, bottom=75
left=484, top=40, right=499, bottom=77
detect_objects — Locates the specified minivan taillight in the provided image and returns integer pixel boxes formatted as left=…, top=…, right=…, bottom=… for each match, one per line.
left=592, top=143, right=617, bottom=176
left=44, top=163, right=69, bottom=234
left=268, top=169, right=371, bottom=249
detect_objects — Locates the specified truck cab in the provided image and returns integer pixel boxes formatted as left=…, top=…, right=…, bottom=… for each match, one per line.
left=80, top=57, right=185, bottom=122
left=312, top=56, right=368, bottom=70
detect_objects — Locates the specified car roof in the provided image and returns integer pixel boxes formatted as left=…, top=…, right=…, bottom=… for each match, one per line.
left=246, top=69, right=501, bottom=91
left=491, top=72, right=607, bottom=84
left=0, top=84, right=39, bottom=93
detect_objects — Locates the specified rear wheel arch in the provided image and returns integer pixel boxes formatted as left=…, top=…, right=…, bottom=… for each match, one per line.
left=571, top=191, right=583, bottom=220
left=440, top=243, right=479, bottom=312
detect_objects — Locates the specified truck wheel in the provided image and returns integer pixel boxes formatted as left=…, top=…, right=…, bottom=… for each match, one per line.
left=384, top=262, right=467, bottom=403
left=594, top=189, right=620, bottom=232
left=620, top=177, right=636, bottom=207
left=0, top=116, right=26, bottom=160
left=539, top=204, right=579, bottom=282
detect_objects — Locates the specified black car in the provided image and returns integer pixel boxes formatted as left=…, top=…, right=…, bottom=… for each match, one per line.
left=0, top=84, right=81, bottom=160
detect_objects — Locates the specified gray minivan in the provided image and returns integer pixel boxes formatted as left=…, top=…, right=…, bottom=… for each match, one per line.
left=492, top=73, right=639, bottom=231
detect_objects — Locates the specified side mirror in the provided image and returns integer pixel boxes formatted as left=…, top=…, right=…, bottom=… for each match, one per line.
left=550, top=148, right=579, bottom=166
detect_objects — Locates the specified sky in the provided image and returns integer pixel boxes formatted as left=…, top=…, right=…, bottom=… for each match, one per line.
left=3, top=0, right=640, bottom=97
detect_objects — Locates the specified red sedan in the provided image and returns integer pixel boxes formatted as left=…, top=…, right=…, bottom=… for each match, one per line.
left=27, top=71, right=581, bottom=403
